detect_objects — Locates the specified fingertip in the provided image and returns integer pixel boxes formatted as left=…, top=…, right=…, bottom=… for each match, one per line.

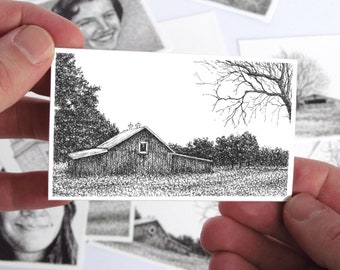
left=13, top=25, right=54, bottom=65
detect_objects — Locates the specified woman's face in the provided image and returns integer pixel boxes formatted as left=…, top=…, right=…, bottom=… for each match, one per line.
left=72, top=0, right=121, bottom=50
left=0, top=206, right=65, bottom=253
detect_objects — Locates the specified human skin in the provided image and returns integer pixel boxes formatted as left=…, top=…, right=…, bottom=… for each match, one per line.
left=71, top=0, right=121, bottom=50
left=0, top=0, right=84, bottom=211
left=201, top=157, right=340, bottom=269
left=0, top=206, right=65, bottom=261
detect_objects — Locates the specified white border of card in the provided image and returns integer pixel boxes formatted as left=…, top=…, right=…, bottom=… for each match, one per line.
left=193, top=0, right=279, bottom=22
left=49, top=48, right=296, bottom=201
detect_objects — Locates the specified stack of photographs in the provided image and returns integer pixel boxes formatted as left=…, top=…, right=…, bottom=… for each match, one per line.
left=1, top=0, right=338, bottom=269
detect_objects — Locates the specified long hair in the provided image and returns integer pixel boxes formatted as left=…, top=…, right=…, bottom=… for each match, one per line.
left=0, top=202, right=78, bottom=265
left=52, top=0, right=123, bottom=21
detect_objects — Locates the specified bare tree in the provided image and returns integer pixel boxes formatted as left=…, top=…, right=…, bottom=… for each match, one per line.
left=278, top=51, right=329, bottom=110
left=195, top=60, right=294, bottom=127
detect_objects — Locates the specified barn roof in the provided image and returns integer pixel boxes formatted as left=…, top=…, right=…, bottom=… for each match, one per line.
left=69, top=148, right=107, bottom=160
left=97, top=126, right=175, bottom=153
left=302, top=94, right=339, bottom=102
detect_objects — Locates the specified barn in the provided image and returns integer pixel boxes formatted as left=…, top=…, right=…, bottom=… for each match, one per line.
left=134, top=218, right=191, bottom=256
left=68, top=126, right=213, bottom=176
left=299, top=94, right=339, bottom=108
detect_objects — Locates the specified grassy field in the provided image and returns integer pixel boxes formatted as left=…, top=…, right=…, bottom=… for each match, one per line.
left=296, top=103, right=340, bottom=137
left=86, top=201, right=131, bottom=237
left=98, top=241, right=210, bottom=270
left=53, top=165, right=288, bottom=198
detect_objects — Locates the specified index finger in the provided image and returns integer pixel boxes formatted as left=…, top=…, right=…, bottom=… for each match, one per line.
left=0, top=0, right=84, bottom=99
left=0, top=171, right=69, bottom=211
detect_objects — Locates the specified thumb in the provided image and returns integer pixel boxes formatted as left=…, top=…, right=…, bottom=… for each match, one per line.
left=284, top=193, right=340, bottom=270
left=0, top=24, right=54, bottom=112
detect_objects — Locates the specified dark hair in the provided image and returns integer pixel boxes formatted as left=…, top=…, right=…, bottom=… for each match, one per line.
left=0, top=202, right=78, bottom=265
left=52, top=0, right=123, bottom=21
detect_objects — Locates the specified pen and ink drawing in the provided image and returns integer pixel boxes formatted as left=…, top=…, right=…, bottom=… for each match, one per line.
left=49, top=49, right=296, bottom=200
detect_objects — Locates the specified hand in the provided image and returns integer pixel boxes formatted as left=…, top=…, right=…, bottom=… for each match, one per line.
left=201, top=157, right=340, bottom=270
left=0, top=0, right=84, bottom=211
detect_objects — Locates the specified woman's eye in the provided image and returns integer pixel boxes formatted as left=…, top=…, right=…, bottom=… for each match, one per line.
left=104, top=10, right=117, bottom=19
left=76, top=18, right=94, bottom=27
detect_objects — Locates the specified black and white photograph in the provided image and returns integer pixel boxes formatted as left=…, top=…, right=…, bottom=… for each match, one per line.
left=194, top=0, right=279, bottom=22
left=239, top=35, right=340, bottom=139
left=309, top=138, right=340, bottom=167
left=86, top=201, right=134, bottom=242
left=94, top=201, right=217, bottom=270
left=37, top=0, right=167, bottom=52
left=0, top=139, right=88, bottom=269
left=49, top=48, right=296, bottom=201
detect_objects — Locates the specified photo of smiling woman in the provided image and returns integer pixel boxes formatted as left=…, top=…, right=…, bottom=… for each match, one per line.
left=0, top=203, right=78, bottom=265
left=52, top=0, right=123, bottom=50
left=47, top=0, right=166, bottom=51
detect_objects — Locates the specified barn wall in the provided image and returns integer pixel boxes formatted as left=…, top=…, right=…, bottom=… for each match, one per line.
left=69, top=129, right=213, bottom=176
left=170, top=154, right=212, bottom=174
left=134, top=222, right=190, bottom=255
left=68, top=153, right=106, bottom=176
left=107, top=129, right=172, bottom=175
left=134, top=222, right=169, bottom=249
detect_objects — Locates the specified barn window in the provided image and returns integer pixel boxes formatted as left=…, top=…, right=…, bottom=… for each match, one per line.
left=139, top=142, right=148, bottom=154
left=148, top=225, right=156, bottom=235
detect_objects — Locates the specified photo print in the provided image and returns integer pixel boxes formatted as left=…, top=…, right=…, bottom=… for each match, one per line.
left=49, top=48, right=297, bottom=201
left=38, top=0, right=167, bottom=52
left=86, top=201, right=134, bottom=242
left=0, top=139, right=88, bottom=270
left=194, top=0, right=279, bottom=22
left=239, top=35, right=340, bottom=139
left=95, top=201, right=217, bottom=270
left=309, top=137, right=340, bottom=167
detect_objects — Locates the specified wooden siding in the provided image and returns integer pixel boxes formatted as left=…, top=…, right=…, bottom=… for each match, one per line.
left=68, top=128, right=213, bottom=176
left=134, top=220, right=190, bottom=255
left=170, top=153, right=213, bottom=174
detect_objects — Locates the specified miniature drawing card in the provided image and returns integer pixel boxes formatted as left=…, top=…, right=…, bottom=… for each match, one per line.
left=49, top=48, right=297, bottom=201
left=193, top=0, right=279, bottom=22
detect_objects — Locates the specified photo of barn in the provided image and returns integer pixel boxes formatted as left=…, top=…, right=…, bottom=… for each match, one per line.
left=68, top=125, right=213, bottom=176
left=134, top=218, right=191, bottom=256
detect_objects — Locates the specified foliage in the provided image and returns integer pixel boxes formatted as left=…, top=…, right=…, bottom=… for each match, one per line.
left=170, top=132, right=287, bottom=169
left=54, top=53, right=119, bottom=162
left=215, top=132, right=259, bottom=168
left=172, top=235, right=209, bottom=257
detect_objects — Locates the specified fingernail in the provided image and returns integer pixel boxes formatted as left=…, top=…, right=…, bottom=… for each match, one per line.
left=13, top=25, right=54, bottom=65
left=285, top=193, right=326, bottom=221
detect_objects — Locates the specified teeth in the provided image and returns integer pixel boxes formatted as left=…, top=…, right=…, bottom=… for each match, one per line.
left=95, top=33, right=114, bottom=42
